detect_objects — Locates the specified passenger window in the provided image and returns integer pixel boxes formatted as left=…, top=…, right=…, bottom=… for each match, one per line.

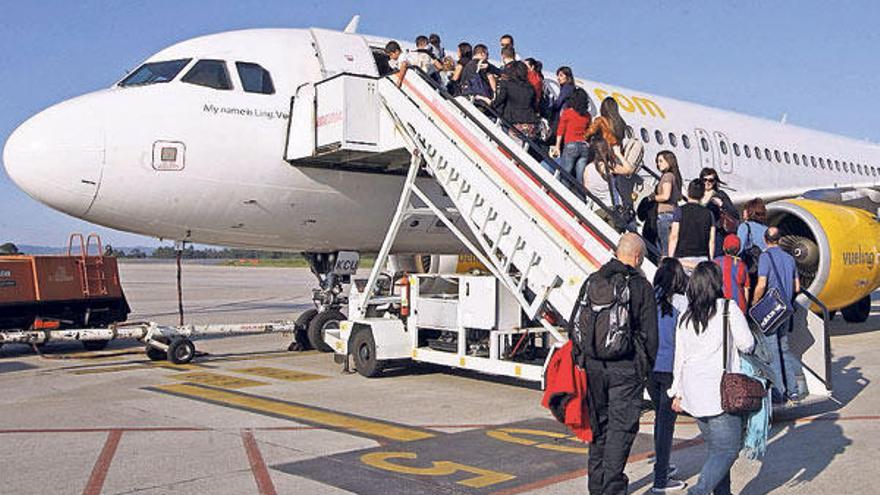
left=701, top=137, right=709, bottom=152
left=811, top=156, right=817, bottom=167
left=793, top=153, right=800, bottom=165
left=236, top=62, right=275, bottom=94
left=655, top=130, right=665, bottom=145
left=765, top=148, right=772, bottom=161
left=182, top=59, right=232, bottom=90
left=784, top=152, right=790, bottom=164
left=774, top=150, right=781, bottom=162
left=119, top=58, right=192, bottom=87
left=625, top=126, right=634, bottom=139
left=843, top=162, right=849, bottom=172
left=668, top=132, right=677, bottom=147
left=744, top=145, right=752, bottom=158
left=733, top=143, right=740, bottom=156
left=720, top=141, right=728, bottom=155
left=682, top=134, right=691, bottom=149
left=858, top=164, right=864, bottom=174
left=834, top=160, right=840, bottom=171
left=802, top=155, right=808, bottom=167
left=872, top=166, right=877, bottom=176
left=641, top=128, right=650, bottom=143
left=755, top=147, right=762, bottom=159
left=819, top=157, right=826, bottom=169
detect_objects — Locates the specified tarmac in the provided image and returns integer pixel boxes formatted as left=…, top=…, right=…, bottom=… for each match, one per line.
left=0, top=261, right=878, bottom=494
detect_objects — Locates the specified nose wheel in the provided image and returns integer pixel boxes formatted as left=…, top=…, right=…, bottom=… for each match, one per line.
left=308, top=309, right=345, bottom=352
left=289, top=309, right=318, bottom=351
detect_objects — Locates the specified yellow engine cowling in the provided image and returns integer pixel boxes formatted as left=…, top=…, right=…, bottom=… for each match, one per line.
left=767, top=199, right=880, bottom=311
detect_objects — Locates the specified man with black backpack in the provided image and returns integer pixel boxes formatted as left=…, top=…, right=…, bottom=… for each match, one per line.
left=569, top=233, right=658, bottom=495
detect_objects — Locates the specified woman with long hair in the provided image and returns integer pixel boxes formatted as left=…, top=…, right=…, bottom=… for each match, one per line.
left=699, top=167, right=738, bottom=256
left=584, top=139, right=615, bottom=207
left=492, top=61, right=539, bottom=141
left=671, top=262, right=755, bottom=495
left=448, top=42, right=473, bottom=95
left=550, top=88, right=592, bottom=184
left=585, top=97, right=637, bottom=209
left=652, top=151, right=683, bottom=256
left=650, top=258, right=688, bottom=492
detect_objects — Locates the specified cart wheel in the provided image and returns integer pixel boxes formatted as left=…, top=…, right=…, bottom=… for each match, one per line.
left=308, top=309, right=345, bottom=353
left=82, top=340, right=110, bottom=351
left=146, top=345, right=167, bottom=361
left=352, top=329, right=384, bottom=378
left=290, top=309, right=318, bottom=351
left=168, top=338, right=196, bottom=364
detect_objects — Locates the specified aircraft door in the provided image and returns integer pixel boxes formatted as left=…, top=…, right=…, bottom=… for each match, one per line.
left=713, top=131, right=733, bottom=174
left=693, top=128, right=714, bottom=170
left=309, top=28, right=378, bottom=78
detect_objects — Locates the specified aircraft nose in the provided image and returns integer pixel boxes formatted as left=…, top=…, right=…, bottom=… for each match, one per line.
left=3, top=97, right=105, bottom=218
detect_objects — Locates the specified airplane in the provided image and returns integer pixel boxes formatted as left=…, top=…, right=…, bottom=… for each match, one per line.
left=4, top=17, right=880, bottom=352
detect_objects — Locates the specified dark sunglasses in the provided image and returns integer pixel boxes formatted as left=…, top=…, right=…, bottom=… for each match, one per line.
left=702, top=177, right=716, bottom=183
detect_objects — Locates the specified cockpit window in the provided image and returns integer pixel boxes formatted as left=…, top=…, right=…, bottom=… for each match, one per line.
left=236, top=62, right=275, bottom=94
left=119, top=59, right=191, bottom=87
left=182, top=59, right=232, bottom=90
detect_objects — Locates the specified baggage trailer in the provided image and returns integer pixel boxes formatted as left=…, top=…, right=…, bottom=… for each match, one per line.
left=0, top=234, right=130, bottom=350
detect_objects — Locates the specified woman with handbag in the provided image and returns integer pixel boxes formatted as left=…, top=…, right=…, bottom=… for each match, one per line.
left=670, top=262, right=755, bottom=495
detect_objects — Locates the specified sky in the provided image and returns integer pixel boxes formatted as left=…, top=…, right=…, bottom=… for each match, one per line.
left=1, top=0, right=879, bottom=248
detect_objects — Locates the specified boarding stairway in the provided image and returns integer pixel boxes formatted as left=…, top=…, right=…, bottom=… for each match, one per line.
left=287, top=68, right=831, bottom=397
left=368, top=70, right=651, bottom=334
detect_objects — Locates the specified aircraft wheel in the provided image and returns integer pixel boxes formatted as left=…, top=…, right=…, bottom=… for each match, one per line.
left=82, top=340, right=110, bottom=351
left=842, top=296, right=871, bottom=323
left=307, top=309, right=344, bottom=352
left=290, top=309, right=318, bottom=351
left=146, top=345, right=167, bottom=361
left=352, top=329, right=384, bottom=378
left=168, top=338, right=196, bottom=364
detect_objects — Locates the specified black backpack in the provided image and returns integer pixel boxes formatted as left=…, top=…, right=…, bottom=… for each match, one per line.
left=569, top=271, right=634, bottom=365
left=741, top=223, right=763, bottom=277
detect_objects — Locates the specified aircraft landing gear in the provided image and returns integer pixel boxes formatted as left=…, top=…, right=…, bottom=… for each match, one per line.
left=291, top=251, right=360, bottom=352
left=841, top=295, right=872, bottom=323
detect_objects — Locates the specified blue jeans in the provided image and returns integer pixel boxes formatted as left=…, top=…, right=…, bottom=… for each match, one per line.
left=688, top=413, right=743, bottom=495
left=648, top=372, right=677, bottom=488
left=762, top=328, right=802, bottom=401
left=562, top=141, right=590, bottom=183
left=656, top=212, right=674, bottom=257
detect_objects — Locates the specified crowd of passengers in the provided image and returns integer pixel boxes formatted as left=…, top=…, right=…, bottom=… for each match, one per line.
left=383, top=34, right=804, bottom=495
left=381, top=34, right=645, bottom=221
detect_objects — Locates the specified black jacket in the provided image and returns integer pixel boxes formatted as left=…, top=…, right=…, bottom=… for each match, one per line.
left=581, top=258, right=659, bottom=372
left=492, top=79, right=539, bottom=125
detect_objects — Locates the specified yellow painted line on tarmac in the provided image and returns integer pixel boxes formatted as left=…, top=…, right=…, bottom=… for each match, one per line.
left=173, top=371, right=267, bottom=389
left=233, top=366, right=328, bottom=382
left=152, top=363, right=206, bottom=371
left=72, top=364, right=147, bottom=375
left=149, top=383, right=436, bottom=442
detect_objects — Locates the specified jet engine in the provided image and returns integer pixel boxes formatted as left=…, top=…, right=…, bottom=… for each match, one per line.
left=767, top=198, right=880, bottom=322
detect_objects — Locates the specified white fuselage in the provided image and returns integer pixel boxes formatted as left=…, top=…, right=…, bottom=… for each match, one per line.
left=4, top=27, right=879, bottom=253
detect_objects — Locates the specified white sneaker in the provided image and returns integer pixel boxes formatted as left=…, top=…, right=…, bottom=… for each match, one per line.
left=651, top=479, right=687, bottom=492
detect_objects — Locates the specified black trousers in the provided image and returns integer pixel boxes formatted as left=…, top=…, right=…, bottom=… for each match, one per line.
left=585, top=360, right=644, bottom=495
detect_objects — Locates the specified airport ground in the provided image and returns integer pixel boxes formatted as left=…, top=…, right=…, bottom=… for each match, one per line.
left=0, top=261, right=878, bottom=494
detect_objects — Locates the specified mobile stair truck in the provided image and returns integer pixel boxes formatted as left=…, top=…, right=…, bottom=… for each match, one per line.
left=285, top=40, right=832, bottom=397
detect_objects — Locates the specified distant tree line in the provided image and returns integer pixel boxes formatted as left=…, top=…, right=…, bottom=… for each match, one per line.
left=104, top=244, right=299, bottom=260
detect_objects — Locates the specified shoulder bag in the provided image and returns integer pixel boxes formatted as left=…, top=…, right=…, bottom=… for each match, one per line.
left=721, top=299, right=767, bottom=415
left=748, top=251, right=793, bottom=335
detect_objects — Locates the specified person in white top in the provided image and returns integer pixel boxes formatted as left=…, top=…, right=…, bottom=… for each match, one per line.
left=670, top=261, right=754, bottom=495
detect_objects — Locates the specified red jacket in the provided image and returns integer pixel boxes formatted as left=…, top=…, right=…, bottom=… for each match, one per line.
left=541, top=341, right=592, bottom=442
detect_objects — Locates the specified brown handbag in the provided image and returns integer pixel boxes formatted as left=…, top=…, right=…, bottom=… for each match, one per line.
left=720, top=300, right=766, bottom=415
